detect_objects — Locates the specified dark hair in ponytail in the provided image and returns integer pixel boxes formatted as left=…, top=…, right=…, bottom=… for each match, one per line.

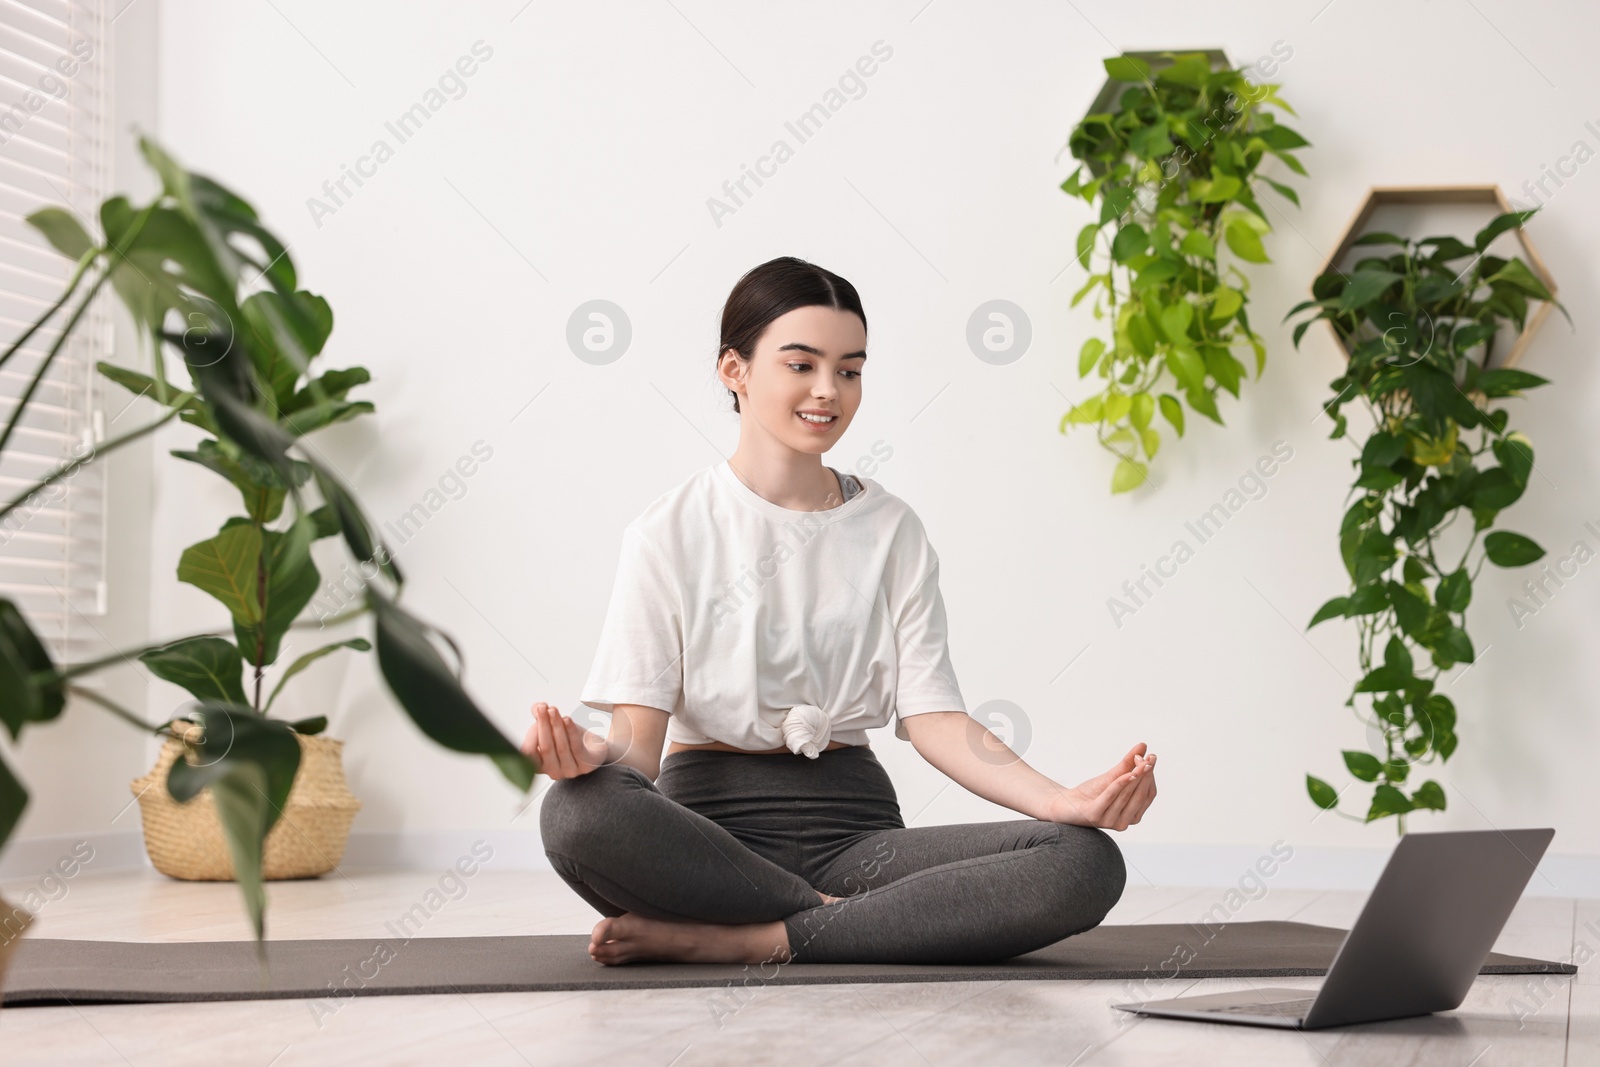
left=718, top=256, right=866, bottom=414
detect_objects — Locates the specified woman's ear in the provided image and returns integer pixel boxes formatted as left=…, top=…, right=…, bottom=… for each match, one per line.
left=718, top=348, right=746, bottom=394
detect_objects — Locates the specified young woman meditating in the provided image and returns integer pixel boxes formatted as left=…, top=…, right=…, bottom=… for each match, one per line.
left=525, top=256, right=1157, bottom=968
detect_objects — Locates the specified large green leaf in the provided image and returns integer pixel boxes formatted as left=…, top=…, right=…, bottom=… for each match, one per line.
left=97, top=197, right=233, bottom=343
left=1111, top=457, right=1147, bottom=493
left=1154, top=52, right=1210, bottom=88
left=178, top=522, right=263, bottom=625
left=1337, top=269, right=1404, bottom=313
left=240, top=290, right=331, bottom=410
left=0, top=748, right=27, bottom=853
left=1355, top=665, right=1412, bottom=692
left=26, top=206, right=96, bottom=260
left=234, top=513, right=318, bottom=669
left=1185, top=385, right=1223, bottom=425
left=0, top=599, right=65, bottom=740
left=0, top=630, right=39, bottom=744
left=312, top=465, right=402, bottom=588
left=1491, top=432, right=1534, bottom=485
left=1158, top=393, right=1184, bottom=436
left=1201, top=346, right=1245, bottom=398
left=1126, top=310, right=1157, bottom=357
left=172, top=335, right=306, bottom=496
left=1159, top=301, right=1194, bottom=344
left=1209, top=286, right=1241, bottom=322
left=1307, top=596, right=1349, bottom=628
left=1223, top=217, right=1268, bottom=263
left=1306, top=774, right=1339, bottom=810
left=1411, top=780, right=1447, bottom=810
left=367, top=587, right=535, bottom=791
left=1078, top=338, right=1106, bottom=378
left=1404, top=363, right=1482, bottom=427
left=1167, top=346, right=1205, bottom=392
left=1351, top=231, right=1409, bottom=248
left=1431, top=626, right=1475, bottom=667
left=170, top=438, right=311, bottom=524
left=1127, top=120, right=1173, bottom=160
left=165, top=704, right=302, bottom=946
left=1483, top=531, right=1545, bottom=567
left=138, top=636, right=247, bottom=705
left=97, top=361, right=219, bottom=436
left=1485, top=258, right=1553, bottom=302
left=1254, top=124, right=1309, bottom=151
left=1473, top=209, right=1537, bottom=252
left=1361, top=431, right=1405, bottom=469
left=1342, top=750, right=1382, bottom=782
left=282, top=399, right=376, bottom=438
left=1383, top=634, right=1413, bottom=675
left=281, top=366, right=369, bottom=416
left=1367, top=783, right=1414, bottom=820
left=1436, top=569, right=1472, bottom=612
left=263, top=637, right=372, bottom=714
left=1468, top=468, right=1524, bottom=511
left=143, top=137, right=325, bottom=391
left=1111, top=223, right=1149, bottom=263
left=1417, top=235, right=1476, bottom=261
left=1194, top=170, right=1242, bottom=204
left=1075, top=223, right=1100, bottom=268
left=1179, top=229, right=1215, bottom=260
left=1103, top=55, right=1152, bottom=82
left=1128, top=391, right=1154, bottom=429
left=1476, top=368, right=1549, bottom=397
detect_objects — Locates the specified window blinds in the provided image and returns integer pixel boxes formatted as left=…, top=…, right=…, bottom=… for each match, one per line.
left=0, top=0, right=112, bottom=667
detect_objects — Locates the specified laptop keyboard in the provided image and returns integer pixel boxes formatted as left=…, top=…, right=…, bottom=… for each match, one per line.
left=1212, top=999, right=1317, bottom=1015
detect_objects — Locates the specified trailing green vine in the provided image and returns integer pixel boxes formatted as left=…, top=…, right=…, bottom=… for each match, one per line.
left=1288, top=209, right=1569, bottom=833
left=1060, top=51, right=1308, bottom=493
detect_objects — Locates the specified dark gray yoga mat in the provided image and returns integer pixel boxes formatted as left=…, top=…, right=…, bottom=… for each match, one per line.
left=2, top=920, right=1575, bottom=1007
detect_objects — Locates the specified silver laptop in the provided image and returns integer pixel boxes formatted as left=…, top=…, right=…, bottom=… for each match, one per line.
left=1113, top=828, right=1555, bottom=1030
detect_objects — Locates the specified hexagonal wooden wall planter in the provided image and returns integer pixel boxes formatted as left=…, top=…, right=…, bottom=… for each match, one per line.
left=1076, top=49, right=1233, bottom=178
left=1314, top=184, right=1560, bottom=370
left=1084, top=47, right=1232, bottom=116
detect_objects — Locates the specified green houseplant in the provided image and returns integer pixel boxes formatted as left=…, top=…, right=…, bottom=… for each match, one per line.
left=1059, top=51, right=1308, bottom=492
left=0, top=135, right=541, bottom=957
left=104, top=274, right=381, bottom=880
left=1288, top=208, right=1568, bottom=832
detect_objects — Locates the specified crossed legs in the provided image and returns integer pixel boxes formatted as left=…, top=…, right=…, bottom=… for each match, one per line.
left=540, top=760, right=1127, bottom=966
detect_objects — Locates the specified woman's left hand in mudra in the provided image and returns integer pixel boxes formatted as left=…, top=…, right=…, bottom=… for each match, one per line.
left=1046, top=743, right=1157, bottom=831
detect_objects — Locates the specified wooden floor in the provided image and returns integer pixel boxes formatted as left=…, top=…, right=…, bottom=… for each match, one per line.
left=0, top=866, right=1592, bottom=1065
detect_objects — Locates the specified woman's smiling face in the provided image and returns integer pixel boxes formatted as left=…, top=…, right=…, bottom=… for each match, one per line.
left=719, top=305, right=866, bottom=454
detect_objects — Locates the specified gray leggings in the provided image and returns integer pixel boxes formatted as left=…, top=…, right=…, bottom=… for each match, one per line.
left=539, top=745, right=1127, bottom=964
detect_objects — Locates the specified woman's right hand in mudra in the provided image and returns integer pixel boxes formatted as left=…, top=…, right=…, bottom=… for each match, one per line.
left=522, top=702, right=607, bottom=779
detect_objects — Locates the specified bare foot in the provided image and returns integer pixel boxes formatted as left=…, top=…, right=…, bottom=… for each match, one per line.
left=588, top=913, right=792, bottom=966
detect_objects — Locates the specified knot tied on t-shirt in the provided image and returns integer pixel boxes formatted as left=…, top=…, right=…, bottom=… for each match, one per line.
left=780, top=703, right=832, bottom=758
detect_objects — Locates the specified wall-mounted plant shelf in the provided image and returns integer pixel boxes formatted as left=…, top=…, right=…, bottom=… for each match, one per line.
left=1082, top=48, right=1232, bottom=119
left=1316, top=184, right=1560, bottom=370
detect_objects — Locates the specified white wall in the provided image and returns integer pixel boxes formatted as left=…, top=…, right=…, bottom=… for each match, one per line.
left=11, top=0, right=1600, bottom=892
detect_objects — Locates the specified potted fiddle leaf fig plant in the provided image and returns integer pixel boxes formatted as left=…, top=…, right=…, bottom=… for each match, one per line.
left=1288, top=208, right=1569, bottom=832
left=0, top=134, right=541, bottom=970
left=1060, top=50, right=1308, bottom=492
left=106, top=287, right=378, bottom=882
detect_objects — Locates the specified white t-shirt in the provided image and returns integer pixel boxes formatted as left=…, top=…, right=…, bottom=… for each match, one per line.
left=579, top=459, right=968, bottom=752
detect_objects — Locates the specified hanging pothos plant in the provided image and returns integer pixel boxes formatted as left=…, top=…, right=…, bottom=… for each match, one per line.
left=1059, top=51, right=1308, bottom=493
left=1288, top=208, right=1569, bottom=833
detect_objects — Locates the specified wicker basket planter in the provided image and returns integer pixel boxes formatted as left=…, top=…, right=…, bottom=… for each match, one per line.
left=0, top=891, right=31, bottom=1007
left=130, top=724, right=361, bottom=881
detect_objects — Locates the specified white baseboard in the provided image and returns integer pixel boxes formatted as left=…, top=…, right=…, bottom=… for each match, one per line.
left=0, top=831, right=149, bottom=883
left=1116, top=841, right=1600, bottom=898
left=5, top=830, right=1598, bottom=898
